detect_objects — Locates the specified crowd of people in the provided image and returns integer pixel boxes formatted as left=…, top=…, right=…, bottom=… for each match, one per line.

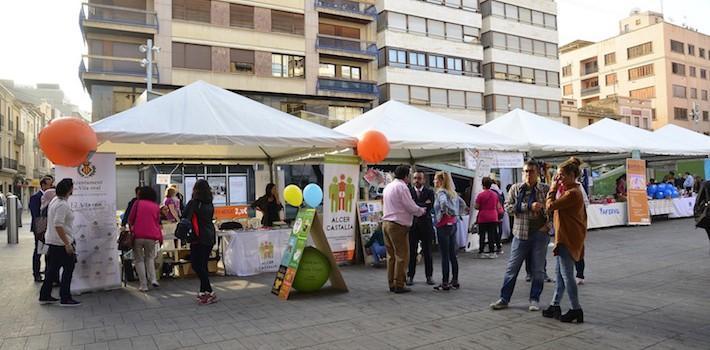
left=381, top=159, right=587, bottom=323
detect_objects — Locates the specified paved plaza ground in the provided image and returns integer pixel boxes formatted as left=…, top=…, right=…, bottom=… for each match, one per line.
left=0, top=216, right=709, bottom=350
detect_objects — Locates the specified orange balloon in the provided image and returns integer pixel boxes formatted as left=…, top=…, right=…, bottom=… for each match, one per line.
left=357, top=130, right=390, bottom=163
left=39, top=117, right=98, bottom=167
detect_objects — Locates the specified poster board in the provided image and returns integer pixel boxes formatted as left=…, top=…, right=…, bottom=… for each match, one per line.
left=322, top=155, right=360, bottom=263
left=55, top=153, right=121, bottom=294
left=356, top=200, right=383, bottom=265
left=213, top=205, right=249, bottom=220
left=626, top=159, right=651, bottom=225
left=271, top=208, right=348, bottom=300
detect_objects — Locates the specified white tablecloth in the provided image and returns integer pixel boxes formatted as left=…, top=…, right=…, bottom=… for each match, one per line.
left=649, top=199, right=674, bottom=216
left=669, top=196, right=696, bottom=218
left=586, top=203, right=628, bottom=229
left=221, top=228, right=292, bottom=276
left=456, top=215, right=470, bottom=248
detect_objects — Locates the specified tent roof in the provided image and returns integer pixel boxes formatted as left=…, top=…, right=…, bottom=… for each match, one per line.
left=583, top=118, right=704, bottom=156
left=91, top=81, right=357, bottom=160
left=479, top=109, right=629, bottom=154
left=653, top=124, right=710, bottom=154
left=334, top=101, right=525, bottom=160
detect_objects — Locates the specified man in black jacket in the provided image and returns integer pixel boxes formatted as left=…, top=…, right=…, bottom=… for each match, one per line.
left=407, top=171, right=435, bottom=286
left=29, top=176, right=53, bottom=282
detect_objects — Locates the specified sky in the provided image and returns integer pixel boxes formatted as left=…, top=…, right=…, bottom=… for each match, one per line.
left=0, top=0, right=708, bottom=115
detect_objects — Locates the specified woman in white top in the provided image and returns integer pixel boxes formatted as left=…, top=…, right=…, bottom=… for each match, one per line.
left=39, top=178, right=81, bottom=307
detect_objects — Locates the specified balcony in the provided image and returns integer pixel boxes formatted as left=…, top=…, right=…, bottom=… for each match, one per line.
left=2, top=158, right=17, bottom=172
left=80, top=54, right=158, bottom=87
left=18, top=164, right=26, bottom=175
left=14, top=131, right=24, bottom=146
left=317, top=77, right=378, bottom=97
left=315, top=0, right=376, bottom=22
left=79, top=2, right=158, bottom=36
left=581, top=86, right=600, bottom=96
left=316, top=35, right=377, bottom=60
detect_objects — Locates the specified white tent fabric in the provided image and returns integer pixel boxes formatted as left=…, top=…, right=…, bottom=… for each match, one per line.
left=480, top=109, right=629, bottom=154
left=653, top=124, right=710, bottom=154
left=583, top=118, right=705, bottom=156
left=334, top=100, right=525, bottom=160
left=91, top=81, right=357, bottom=160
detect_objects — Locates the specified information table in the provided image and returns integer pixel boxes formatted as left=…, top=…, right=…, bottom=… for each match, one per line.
left=669, top=196, right=696, bottom=218
left=586, top=203, right=628, bottom=229
left=648, top=199, right=674, bottom=216
left=221, top=228, right=292, bottom=277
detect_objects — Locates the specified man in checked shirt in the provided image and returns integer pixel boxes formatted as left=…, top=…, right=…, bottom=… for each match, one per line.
left=490, top=160, right=551, bottom=312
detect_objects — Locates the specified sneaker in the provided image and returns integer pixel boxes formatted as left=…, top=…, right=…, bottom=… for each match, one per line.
left=529, top=301, right=540, bottom=312
left=393, top=287, right=412, bottom=294
left=576, top=278, right=585, bottom=285
left=151, top=282, right=160, bottom=288
left=60, top=299, right=82, bottom=307
left=139, top=286, right=149, bottom=292
left=199, top=292, right=218, bottom=305
left=488, top=253, right=498, bottom=259
left=39, top=297, right=59, bottom=305
left=405, top=277, right=414, bottom=286
left=545, top=276, right=553, bottom=283
left=490, top=299, right=508, bottom=310
left=548, top=242, right=555, bottom=248
left=525, top=275, right=532, bottom=282
left=478, top=252, right=489, bottom=259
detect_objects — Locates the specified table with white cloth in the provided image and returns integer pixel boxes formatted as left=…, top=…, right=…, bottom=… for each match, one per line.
left=669, top=196, right=696, bottom=218
left=221, top=228, right=292, bottom=277
left=648, top=199, right=674, bottom=216
left=586, top=203, right=628, bottom=229
left=456, top=215, right=470, bottom=248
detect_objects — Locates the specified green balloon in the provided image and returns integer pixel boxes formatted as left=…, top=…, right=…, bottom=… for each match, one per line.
left=292, top=247, right=331, bottom=292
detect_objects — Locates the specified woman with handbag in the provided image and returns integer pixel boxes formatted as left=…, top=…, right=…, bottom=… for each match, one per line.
left=127, top=186, right=163, bottom=292
left=433, top=171, right=463, bottom=291
left=183, top=179, right=217, bottom=305
left=475, top=177, right=503, bottom=259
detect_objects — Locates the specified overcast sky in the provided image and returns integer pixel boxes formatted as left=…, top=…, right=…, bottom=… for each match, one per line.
left=0, top=0, right=708, bottom=114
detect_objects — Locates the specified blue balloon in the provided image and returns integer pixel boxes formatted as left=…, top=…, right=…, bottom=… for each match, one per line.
left=655, top=191, right=665, bottom=199
left=303, top=183, right=323, bottom=208
left=671, top=191, right=680, bottom=198
left=647, top=184, right=657, bottom=196
left=659, top=183, right=668, bottom=192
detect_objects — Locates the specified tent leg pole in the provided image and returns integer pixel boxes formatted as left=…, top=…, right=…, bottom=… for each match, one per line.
left=268, top=159, right=274, bottom=184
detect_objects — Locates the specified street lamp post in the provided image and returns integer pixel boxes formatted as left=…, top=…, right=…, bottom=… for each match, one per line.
left=139, top=39, right=160, bottom=93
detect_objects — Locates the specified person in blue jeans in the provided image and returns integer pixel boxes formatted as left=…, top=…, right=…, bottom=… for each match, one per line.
left=365, top=229, right=386, bottom=266
left=491, top=160, right=550, bottom=312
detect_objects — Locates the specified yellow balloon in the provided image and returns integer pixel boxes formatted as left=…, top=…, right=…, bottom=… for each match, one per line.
left=284, top=184, right=303, bottom=207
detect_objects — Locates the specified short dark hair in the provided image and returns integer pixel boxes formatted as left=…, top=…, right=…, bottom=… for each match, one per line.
left=524, top=159, right=539, bottom=170
left=138, top=186, right=157, bottom=202
left=134, top=186, right=141, bottom=195
left=193, top=179, right=213, bottom=203
left=394, top=165, right=410, bottom=180
left=482, top=177, right=493, bottom=189
left=56, top=178, right=73, bottom=197
left=40, top=177, right=53, bottom=187
left=670, top=171, right=675, bottom=175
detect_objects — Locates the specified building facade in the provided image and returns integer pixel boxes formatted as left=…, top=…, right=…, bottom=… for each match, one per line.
left=560, top=10, right=710, bottom=134
left=560, top=96, right=653, bottom=129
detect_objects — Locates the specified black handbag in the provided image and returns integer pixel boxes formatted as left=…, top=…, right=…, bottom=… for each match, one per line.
left=695, top=186, right=710, bottom=229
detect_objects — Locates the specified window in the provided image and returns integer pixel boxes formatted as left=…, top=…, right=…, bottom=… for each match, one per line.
left=520, top=37, right=533, bottom=53
left=670, top=40, right=684, bottom=53
left=627, top=42, right=652, bottom=59
left=282, top=102, right=306, bottom=115
left=674, top=107, right=688, bottom=120
left=428, top=19, right=446, bottom=38
left=518, top=8, right=532, bottom=23
left=466, top=92, right=482, bottom=109
left=271, top=10, right=304, bottom=35
left=410, top=86, right=429, bottom=104
left=642, top=118, right=648, bottom=129
left=544, top=13, right=556, bottom=29
left=427, top=54, right=445, bottom=70
left=690, top=66, right=697, bottom=77
left=701, top=48, right=706, bottom=58
left=408, top=51, right=426, bottom=67
left=562, top=117, right=570, bottom=125
left=408, top=16, right=426, bottom=33
left=430, top=88, right=447, bottom=107
left=319, top=63, right=336, bottom=77
left=672, top=62, right=686, bottom=75
left=703, top=90, right=708, bottom=101
left=229, top=49, right=254, bottom=74
left=628, top=63, right=654, bottom=80
left=463, top=26, right=479, bottom=43
left=491, top=1, right=505, bottom=17
left=445, top=23, right=462, bottom=41
left=172, top=0, right=210, bottom=23
left=562, top=64, right=572, bottom=77
left=388, top=48, right=406, bottom=64
left=388, top=12, right=407, bottom=31
left=448, top=90, right=465, bottom=108
left=581, top=77, right=598, bottom=90
left=704, top=111, right=709, bottom=121
left=604, top=52, right=616, bottom=65
left=672, top=85, right=687, bottom=98
left=482, top=31, right=556, bottom=57
left=581, top=58, right=598, bottom=75
left=446, top=57, right=463, bottom=72
left=389, top=84, right=409, bottom=101
left=319, top=23, right=360, bottom=38
left=172, top=42, right=211, bottom=70
left=271, top=54, right=305, bottom=78
left=629, top=86, right=655, bottom=99
left=328, top=106, right=363, bottom=121
left=341, top=66, right=361, bottom=80
left=688, top=44, right=695, bottom=55
left=563, top=84, right=573, bottom=96
left=230, top=4, right=254, bottom=28
left=534, top=69, right=546, bottom=86
left=691, top=88, right=698, bottom=99
left=605, top=73, right=617, bottom=86
left=702, top=69, right=707, bottom=79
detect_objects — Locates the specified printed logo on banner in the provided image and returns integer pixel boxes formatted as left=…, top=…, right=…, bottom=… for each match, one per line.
left=599, top=207, right=621, bottom=215
left=78, top=161, right=97, bottom=178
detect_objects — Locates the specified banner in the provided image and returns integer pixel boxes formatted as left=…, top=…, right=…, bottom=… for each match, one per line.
left=222, top=228, right=291, bottom=276
left=464, top=149, right=524, bottom=170
left=272, top=209, right=316, bottom=299
left=626, top=159, right=651, bottom=225
left=56, top=153, right=121, bottom=294
left=357, top=200, right=383, bottom=265
left=322, top=155, right=360, bottom=263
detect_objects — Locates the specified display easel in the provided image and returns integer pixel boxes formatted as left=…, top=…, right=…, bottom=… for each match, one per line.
left=271, top=208, right=348, bottom=300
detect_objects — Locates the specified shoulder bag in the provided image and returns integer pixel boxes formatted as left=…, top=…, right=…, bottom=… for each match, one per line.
left=117, top=201, right=136, bottom=251
left=175, top=201, right=200, bottom=244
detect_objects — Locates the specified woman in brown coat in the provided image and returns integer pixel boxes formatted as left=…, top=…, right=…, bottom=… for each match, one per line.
left=542, top=157, right=586, bottom=323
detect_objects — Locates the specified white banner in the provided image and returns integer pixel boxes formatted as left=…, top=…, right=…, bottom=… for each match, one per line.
left=323, top=155, right=360, bottom=264
left=586, top=203, right=628, bottom=229
left=56, top=153, right=121, bottom=294
left=222, top=228, right=292, bottom=276
left=465, top=149, right=524, bottom=170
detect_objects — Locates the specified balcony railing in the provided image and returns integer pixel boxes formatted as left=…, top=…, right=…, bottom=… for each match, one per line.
left=80, top=2, right=158, bottom=30
left=581, top=86, right=600, bottom=96
left=315, top=0, right=377, bottom=18
left=14, top=131, right=24, bottom=146
left=3, top=158, right=17, bottom=171
left=316, top=35, right=377, bottom=56
left=18, top=164, right=26, bottom=174
left=80, top=55, right=159, bottom=79
left=317, top=78, right=378, bottom=95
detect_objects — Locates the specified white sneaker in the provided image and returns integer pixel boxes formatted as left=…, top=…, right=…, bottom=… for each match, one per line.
left=478, top=252, right=489, bottom=259
left=548, top=242, right=555, bottom=248
left=138, top=286, right=149, bottom=292
left=576, top=278, right=585, bottom=285
left=490, top=299, right=508, bottom=310
left=529, top=301, right=540, bottom=312
left=488, top=253, right=498, bottom=259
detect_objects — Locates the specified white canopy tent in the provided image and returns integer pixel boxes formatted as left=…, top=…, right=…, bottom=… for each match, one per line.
left=583, top=118, right=705, bottom=156
left=479, top=109, right=629, bottom=155
left=91, top=81, right=357, bottom=161
left=653, top=124, right=710, bottom=154
left=334, top=100, right=526, bottom=162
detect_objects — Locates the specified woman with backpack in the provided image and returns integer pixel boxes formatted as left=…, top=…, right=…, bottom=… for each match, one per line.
left=433, top=171, right=467, bottom=291
left=183, top=179, right=217, bottom=305
left=127, top=186, right=163, bottom=292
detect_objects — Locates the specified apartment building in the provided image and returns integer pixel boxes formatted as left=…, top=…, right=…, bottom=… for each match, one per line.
left=560, top=96, right=653, bottom=129
left=560, top=10, right=710, bottom=134
left=479, top=0, right=561, bottom=122
left=80, top=0, right=378, bottom=124
left=375, top=0, right=484, bottom=124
